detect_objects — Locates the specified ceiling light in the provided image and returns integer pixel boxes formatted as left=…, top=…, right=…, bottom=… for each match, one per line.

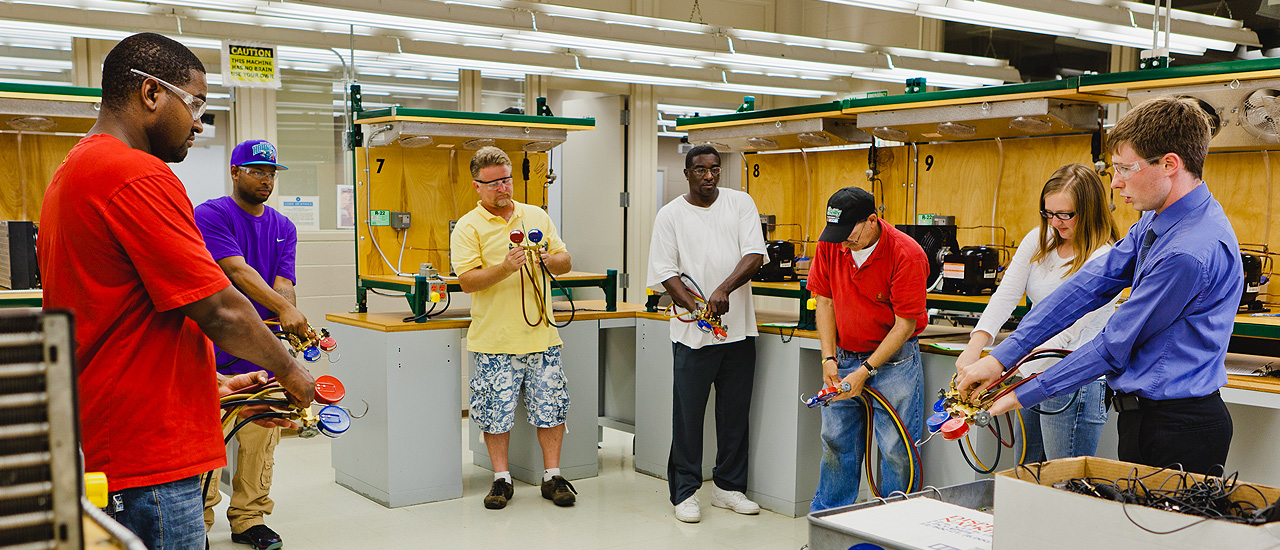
left=745, top=137, right=779, bottom=150
left=2, top=0, right=1018, bottom=97
left=1009, top=116, right=1052, bottom=133
left=7, top=116, right=56, bottom=131
left=703, top=141, right=732, bottom=152
left=462, top=138, right=495, bottom=150
left=797, top=132, right=832, bottom=147
left=871, top=127, right=909, bottom=141
left=398, top=136, right=434, bottom=148
left=522, top=141, right=557, bottom=152
left=937, top=122, right=976, bottom=138
left=817, top=0, right=1257, bottom=56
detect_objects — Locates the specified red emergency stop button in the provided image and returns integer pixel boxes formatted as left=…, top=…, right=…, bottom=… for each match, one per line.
left=315, top=375, right=345, bottom=404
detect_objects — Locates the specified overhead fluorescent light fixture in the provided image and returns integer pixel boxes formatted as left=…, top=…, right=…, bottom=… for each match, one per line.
left=816, top=0, right=1258, bottom=56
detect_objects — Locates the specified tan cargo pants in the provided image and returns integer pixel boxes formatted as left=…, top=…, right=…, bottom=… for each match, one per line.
left=203, top=421, right=279, bottom=533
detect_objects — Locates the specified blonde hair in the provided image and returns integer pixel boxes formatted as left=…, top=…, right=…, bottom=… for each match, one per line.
left=1030, top=163, right=1121, bottom=275
left=469, top=146, right=511, bottom=179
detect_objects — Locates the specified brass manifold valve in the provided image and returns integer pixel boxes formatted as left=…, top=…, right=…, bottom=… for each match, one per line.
left=266, top=321, right=338, bottom=363
left=926, top=349, right=1071, bottom=442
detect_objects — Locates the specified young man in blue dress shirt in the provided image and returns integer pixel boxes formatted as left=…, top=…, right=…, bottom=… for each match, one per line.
left=957, top=96, right=1242, bottom=475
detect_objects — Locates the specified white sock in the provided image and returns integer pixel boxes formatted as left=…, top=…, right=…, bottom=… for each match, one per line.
left=495, top=471, right=512, bottom=483
left=543, top=468, right=560, bottom=482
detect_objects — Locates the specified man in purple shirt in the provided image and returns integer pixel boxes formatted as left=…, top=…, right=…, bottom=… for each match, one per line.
left=957, top=97, right=1241, bottom=475
left=194, top=139, right=305, bottom=550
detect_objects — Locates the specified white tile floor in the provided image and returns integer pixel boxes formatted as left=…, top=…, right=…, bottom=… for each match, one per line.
left=205, top=424, right=810, bottom=550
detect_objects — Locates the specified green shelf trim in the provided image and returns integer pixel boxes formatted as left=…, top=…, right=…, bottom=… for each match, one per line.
left=841, top=79, right=1079, bottom=111
left=0, top=82, right=101, bottom=98
left=751, top=285, right=807, bottom=299
left=674, top=101, right=845, bottom=128
left=1080, top=57, right=1280, bottom=87
left=355, top=107, right=594, bottom=127
left=0, top=296, right=43, bottom=308
left=1233, top=321, right=1280, bottom=340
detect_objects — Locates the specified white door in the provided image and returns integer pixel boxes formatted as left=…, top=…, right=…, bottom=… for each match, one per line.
left=560, top=94, right=626, bottom=299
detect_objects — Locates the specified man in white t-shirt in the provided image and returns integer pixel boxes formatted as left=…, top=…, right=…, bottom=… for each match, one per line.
left=647, top=144, right=768, bottom=523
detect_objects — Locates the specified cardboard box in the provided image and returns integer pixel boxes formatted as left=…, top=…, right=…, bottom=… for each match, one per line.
left=994, top=456, right=1280, bottom=550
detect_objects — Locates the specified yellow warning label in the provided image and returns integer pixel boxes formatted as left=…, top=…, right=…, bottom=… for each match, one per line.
left=223, top=41, right=278, bottom=88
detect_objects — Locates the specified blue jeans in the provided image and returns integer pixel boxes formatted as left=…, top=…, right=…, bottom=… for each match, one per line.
left=106, top=475, right=205, bottom=550
left=811, top=337, right=924, bottom=512
left=1021, top=378, right=1109, bottom=463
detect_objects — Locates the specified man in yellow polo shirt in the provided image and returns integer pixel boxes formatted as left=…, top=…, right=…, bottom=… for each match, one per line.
left=451, top=146, right=577, bottom=510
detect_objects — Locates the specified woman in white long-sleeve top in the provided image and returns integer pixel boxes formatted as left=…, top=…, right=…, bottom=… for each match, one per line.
left=955, top=163, right=1122, bottom=462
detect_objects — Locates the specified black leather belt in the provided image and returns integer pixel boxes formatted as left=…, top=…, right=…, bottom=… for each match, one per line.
left=1111, top=390, right=1219, bottom=413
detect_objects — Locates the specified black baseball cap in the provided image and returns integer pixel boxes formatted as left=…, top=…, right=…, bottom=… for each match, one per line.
left=818, top=187, right=876, bottom=243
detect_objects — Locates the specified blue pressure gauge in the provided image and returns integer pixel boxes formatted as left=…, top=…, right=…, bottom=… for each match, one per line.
left=927, top=411, right=951, bottom=433
left=318, top=405, right=351, bottom=438
left=302, top=347, right=322, bottom=362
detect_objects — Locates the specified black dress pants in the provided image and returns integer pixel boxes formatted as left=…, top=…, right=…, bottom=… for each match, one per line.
left=668, top=338, right=756, bottom=505
left=1116, top=391, right=1232, bottom=476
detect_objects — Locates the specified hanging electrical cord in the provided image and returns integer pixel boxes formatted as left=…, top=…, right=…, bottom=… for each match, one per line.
left=362, top=125, right=411, bottom=277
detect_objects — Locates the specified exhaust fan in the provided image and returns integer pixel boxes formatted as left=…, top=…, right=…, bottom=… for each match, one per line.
left=1127, top=77, right=1280, bottom=150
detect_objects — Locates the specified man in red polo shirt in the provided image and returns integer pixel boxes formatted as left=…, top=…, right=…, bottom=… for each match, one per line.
left=806, top=186, right=928, bottom=512
left=38, top=32, right=314, bottom=550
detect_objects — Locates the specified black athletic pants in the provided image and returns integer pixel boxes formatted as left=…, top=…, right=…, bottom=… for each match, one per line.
left=668, top=338, right=756, bottom=505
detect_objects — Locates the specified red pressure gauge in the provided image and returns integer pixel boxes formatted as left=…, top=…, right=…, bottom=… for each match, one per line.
left=314, top=375, right=346, bottom=405
left=510, top=229, right=525, bottom=244
left=940, top=417, right=970, bottom=440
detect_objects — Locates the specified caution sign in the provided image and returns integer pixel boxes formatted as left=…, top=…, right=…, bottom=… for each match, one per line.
left=221, top=40, right=280, bottom=89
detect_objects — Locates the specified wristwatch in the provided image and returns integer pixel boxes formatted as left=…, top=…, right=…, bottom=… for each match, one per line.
left=861, top=361, right=878, bottom=376
left=823, top=356, right=837, bottom=364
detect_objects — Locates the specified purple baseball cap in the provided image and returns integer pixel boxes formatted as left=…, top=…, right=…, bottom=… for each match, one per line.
left=230, top=139, right=289, bottom=170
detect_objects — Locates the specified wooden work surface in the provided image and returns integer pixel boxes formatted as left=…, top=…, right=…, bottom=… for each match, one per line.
left=1238, top=313, right=1280, bottom=328
left=361, top=271, right=608, bottom=286
left=326, top=300, right=645, bottom=332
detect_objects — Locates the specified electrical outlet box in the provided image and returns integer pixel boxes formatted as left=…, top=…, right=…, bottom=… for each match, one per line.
left=370, top=210, right=390, bottom=226
left=391, top=211, right=411, bottom=229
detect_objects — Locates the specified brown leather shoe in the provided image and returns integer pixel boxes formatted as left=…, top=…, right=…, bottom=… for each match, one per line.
left=484, top=479, right=514, bottom=509
left=541, top=475, right=577, bottom=507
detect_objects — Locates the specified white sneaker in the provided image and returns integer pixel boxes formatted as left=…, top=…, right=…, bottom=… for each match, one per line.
left=674, top=495, right=701, bottom=523
left=710, top=486, right=760, bottom=515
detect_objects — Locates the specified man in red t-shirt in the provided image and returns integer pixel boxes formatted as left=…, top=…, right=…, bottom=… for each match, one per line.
left=39, top=32, right=314, bottom=550
left=806, top=187, right=929, bottom=512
